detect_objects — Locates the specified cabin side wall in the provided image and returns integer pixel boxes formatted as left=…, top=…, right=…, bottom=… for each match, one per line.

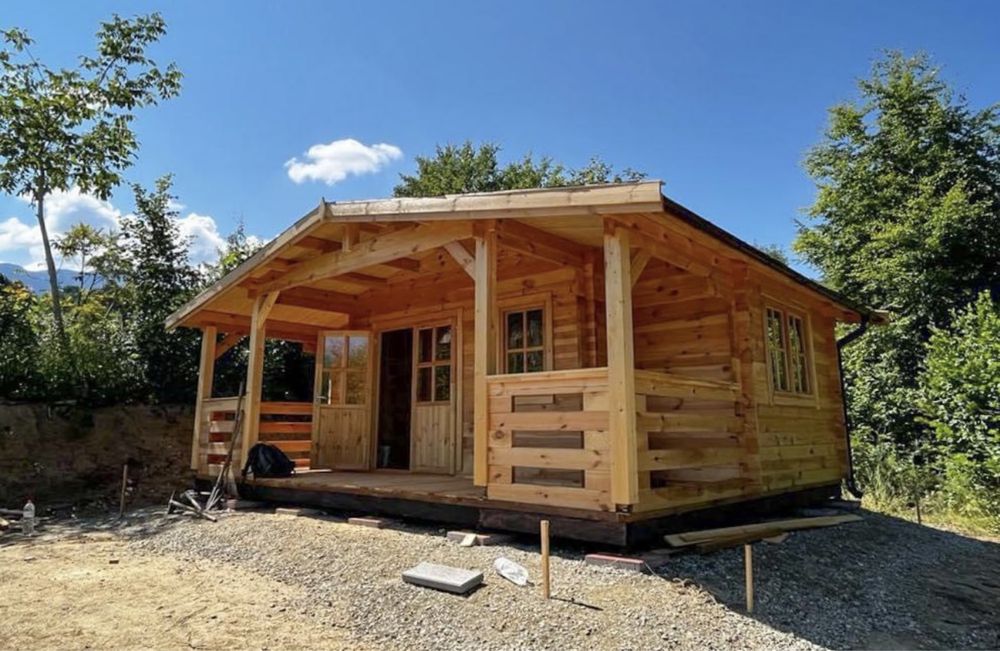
left=746, top=268, right=848, bottom=493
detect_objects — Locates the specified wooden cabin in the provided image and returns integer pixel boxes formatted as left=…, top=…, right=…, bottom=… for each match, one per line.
left=167, top=181, right=877, bottom=544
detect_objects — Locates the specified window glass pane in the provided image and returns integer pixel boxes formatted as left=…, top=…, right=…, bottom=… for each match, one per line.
left=416, top=366, right=432, bottom=402
left=787, top=316, right=808, bottom=393
left=507, top=352, right=524, bottom=373
left=766, top=309, right=788, bottom=391
left=506, top=311, right=523, bottom=349
left=326, top=371, right=343, bottom=405
left=526, top=350, right=544, bottom=372
left=435, top=326, right=452, bottom=361
left=347, top=335, right=368, bottom=369
left=324, top=336, right=344, bottom=369
left=434, top=365, right=451, bottom=402
left=418, top=328, right=433, bottom=363
left=526, top=309, right=544, bottom=348
left=345, top=371, right=366, bottom=404
left=320, top=370, right=332, bottom=403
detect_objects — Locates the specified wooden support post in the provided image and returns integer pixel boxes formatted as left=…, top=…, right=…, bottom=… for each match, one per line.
left=241, top=292, right=278, bottom=467
left=582, top=251, right=598, bottom=367
left=190, top=326, right=217, bottom=471
left=603, top=223, right=639, bottom=508
left=744, top=543, right=754, bottom=613
left=118, top=463, right=129, bottom=518
left=473, top=222, right=498, bottom=486
left=540, top=519, right=551, bottom=599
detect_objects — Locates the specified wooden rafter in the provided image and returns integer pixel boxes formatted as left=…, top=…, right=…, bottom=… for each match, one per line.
left=495, top=219, right=588, bottom=268
left=275, top=286, right=363, bottom=314
left=256, top=221, right=472, bottom=294
left=214, top=332, right=245, bottom=359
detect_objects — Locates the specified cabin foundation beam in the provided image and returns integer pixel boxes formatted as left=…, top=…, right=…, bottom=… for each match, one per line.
left=191, top=326, right=217, bottom=471
left=473, top=221, right=498, bottom=486
left=603, top=222, right=639, bottom=508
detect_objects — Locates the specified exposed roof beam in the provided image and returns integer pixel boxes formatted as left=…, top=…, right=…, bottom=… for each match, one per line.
left=495, top=219, right=589, bottom=268
left=443, top=241, right=475, bottom=279
left=275, top=286, right=363, bottom=314
left=256, top=221, right=473, bottom=294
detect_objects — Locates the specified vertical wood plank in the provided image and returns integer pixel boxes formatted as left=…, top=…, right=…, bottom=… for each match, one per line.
left=731, top=265, right=763, bottom=490
left=190, top=325, right=217, bottom=471
left=242, top=292, right=278, bottom=467
left=540, top=519, right=551, bottom=599
left=603, top=223, right=639, bottom=507
left=473, top=222, right=498, bottom=486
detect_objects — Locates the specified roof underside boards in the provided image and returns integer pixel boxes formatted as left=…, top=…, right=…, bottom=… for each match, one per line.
left=166, top=180, right=875, bottom=335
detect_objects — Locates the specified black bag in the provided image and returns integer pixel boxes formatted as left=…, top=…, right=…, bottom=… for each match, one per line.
left=242, top=443, right=296, bottom=479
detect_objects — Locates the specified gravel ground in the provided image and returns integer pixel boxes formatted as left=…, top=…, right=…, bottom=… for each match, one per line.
left=116, top=506, right=999, bottom=651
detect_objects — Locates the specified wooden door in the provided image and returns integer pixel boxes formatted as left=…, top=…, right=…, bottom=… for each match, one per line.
left=312, top=331, right=372, bottom=470
left=410, top=323, right=455, bottom=474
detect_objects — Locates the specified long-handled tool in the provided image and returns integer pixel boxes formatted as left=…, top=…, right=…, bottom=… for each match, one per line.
left=205, top=381, right=246, bottom=512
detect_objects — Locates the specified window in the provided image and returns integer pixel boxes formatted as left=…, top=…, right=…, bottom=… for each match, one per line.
left=504, top=307, right=545, bottom=373
left=320, top=333, right=369, bottom=405
left=765, top=306, right=812, bottom=395
left=416, top=325, right=452, bottom=403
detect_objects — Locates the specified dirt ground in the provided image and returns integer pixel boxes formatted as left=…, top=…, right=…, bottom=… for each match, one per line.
left=1, top=507, right=998, bottom=650
left=0, top=531, right=360, bottom=650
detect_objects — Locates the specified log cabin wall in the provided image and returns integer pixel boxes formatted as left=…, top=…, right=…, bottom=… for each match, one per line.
left=353, top=244, right=594, bottom=477
left=745, top=268, right=848, bottom=494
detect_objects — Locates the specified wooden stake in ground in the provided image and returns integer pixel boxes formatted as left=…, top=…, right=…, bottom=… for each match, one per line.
left=117, top=463, right=129, bottom=519
left=540, top=519, right=551, bottom=599
left=744, top=543, right=754, bottom=613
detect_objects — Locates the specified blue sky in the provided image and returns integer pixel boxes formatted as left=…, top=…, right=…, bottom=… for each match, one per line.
left=1, top=0, right=998, bottom=274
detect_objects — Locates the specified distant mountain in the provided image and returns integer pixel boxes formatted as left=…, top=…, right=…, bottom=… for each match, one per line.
left=0, top=262, right=102, bottom=294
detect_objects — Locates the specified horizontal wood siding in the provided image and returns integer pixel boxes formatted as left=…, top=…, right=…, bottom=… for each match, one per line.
left=196, top=399, right=312, bottom=475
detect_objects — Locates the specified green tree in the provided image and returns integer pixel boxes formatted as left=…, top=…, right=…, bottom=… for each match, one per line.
left=204, top=220, right=264, bottom=282
left=795, top=52, right=1000, bottom=450
left=54, top=223, right=117, bottom=305
left=120, top=176, right=199, bottom=403
left=918, top=291, right=1000, bottom=521
left=0, top=275, right=40, bottom=399
left=0, top=14, right=181, bottom=349
left=394, top=142, right=644, bottom=197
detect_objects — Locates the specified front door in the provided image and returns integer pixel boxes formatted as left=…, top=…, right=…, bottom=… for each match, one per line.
left=410, top=323, right=455, bottom=474
left=375, top=328, right=413, bottom=469
left=312, top=331, right=372, bottom=470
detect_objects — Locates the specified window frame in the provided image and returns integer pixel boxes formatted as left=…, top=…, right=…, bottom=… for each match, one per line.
left=414, top=324, right=454, bottom=405
left=318, top=332, right=371, bottom=407
left=763, top=302, right=815, bottom=399
left=502, top=304, right=549, bottom=374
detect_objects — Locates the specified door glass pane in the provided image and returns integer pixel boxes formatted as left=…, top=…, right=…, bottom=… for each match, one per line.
left=347, top=335, right=368, bottom=369
left=434, top=365, right=451, bottom=402
left=435, top=326, right=452, bottom=361
left=526, top=350, right=544, bottom=372
left=526, top=309, right=544, bottom=347
left=324, top=336, right=344, bottom=369
left=506, top=311, right=523, bottom=349
left=507, top=352, right=524, bottom=373
left=416, top=366, right=432, bottom=402
left=327, top=371, right=343, bottom=405
left=345, top=370, right=366, bottom=405
left=418, top=328, right=433, bottom=363
left=320, top=370, right=332, bottom=404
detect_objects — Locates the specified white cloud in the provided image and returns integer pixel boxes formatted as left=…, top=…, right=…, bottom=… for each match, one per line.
left=285, top=138, right=402, bottom=185
left=0, top=188, right=242, bottom=269
left=176, top=211, right=226, bottom=265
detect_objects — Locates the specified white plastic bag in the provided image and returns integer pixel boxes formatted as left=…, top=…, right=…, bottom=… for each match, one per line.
left=493, top=557, right=529, bottom=586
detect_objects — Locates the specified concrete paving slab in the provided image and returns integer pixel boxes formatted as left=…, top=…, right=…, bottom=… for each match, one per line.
left=402, top=562, right=483, bottom=595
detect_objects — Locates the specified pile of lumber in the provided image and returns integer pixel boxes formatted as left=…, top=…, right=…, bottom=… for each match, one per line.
left=665, top=514, right=862, bottom=552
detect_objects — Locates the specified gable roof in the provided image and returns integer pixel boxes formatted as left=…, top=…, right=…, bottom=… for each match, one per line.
left=166, top=180, right=879, bottom=331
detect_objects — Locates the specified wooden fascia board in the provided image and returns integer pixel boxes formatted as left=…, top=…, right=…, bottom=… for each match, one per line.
left=325, top=181, right=664, bottom=223
left=254, top=221, right=473, bottom=295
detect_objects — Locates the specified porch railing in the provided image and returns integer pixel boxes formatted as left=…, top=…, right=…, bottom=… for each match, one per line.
left=485, top=367, right=754, bottom=512
left=195, top=398, right=313, bottom=475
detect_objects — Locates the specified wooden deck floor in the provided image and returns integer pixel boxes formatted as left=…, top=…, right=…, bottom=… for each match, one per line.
left=248, top=470, right=486, bottom=506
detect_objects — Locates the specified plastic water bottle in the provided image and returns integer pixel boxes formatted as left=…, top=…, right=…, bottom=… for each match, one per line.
left=22, top=499, right=35, bottom=536
left=493, top=557, right=529, bottom=586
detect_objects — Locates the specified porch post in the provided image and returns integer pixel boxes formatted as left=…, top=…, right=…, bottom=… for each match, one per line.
left=190, top=325, right=217, bottom=471
left=241, top=292, right=278, bottom=466
left=603, top=222, right=639, bottom=508
left=473, top=221, right=498, bottom=486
